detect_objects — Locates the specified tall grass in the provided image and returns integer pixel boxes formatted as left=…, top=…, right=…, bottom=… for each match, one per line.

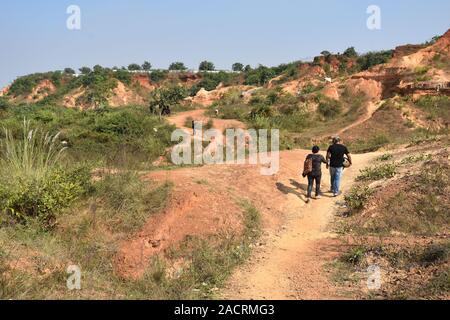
left=1, top=119, right=66, bottom=179
left=0, top=120, right=89, bottom=224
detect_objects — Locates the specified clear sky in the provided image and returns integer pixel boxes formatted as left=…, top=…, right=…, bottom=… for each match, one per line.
left=1, top=0, right=449, bottom=87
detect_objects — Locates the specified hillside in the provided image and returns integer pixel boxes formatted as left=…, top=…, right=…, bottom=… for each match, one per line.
left=0, top=28, right=449, bottom=300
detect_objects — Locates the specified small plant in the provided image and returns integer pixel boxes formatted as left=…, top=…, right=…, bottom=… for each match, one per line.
left=377, top=153, right=393, bottom=162
left=344, top=186, right=373, bottom=213
left=341, top=246, right=367, bottom=266
left=356, top=163, right=397, bottom=182
left=400, top=154, right=432, bottom=165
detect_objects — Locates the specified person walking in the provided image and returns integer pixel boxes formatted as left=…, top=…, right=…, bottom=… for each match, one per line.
left=326, top=137, right=352, bottom=197
left=303, top=146, right=327, bottom=203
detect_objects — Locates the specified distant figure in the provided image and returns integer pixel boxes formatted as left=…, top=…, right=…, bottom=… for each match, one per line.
left=215, top=109, right=219, bottom=116
left=326, top=137, right=352, bottom=197
left=192, top=120, right=196, bottom=136
left=302, top=146, right=327, bottom=203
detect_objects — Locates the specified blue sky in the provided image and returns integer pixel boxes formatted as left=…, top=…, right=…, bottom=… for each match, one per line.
left=0, top=0, right=449, bottom=87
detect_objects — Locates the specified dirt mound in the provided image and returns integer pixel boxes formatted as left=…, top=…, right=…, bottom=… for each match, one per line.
left=344, top=78, right=383, bottom=101
left=25, top=79, right=56, bottom=102
left=132, top=74, right=155, bottom=90
left=62, top=87, right=85, bottom=109
left=321, top=83, right=340, bottom=100
left=115, top=173, right=245, bottom=278
left=277, top=65, right=326, bottom=95
left=0, top=85, right=9, bottom=97
left=350, top=29, right=450, bottom=99
left=108, top=81, right=145, bottom=107
left=187, top=85, right=255, bottom=107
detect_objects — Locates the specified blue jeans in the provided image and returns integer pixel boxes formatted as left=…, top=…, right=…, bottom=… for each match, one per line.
left=330, top=167, right=343, bottom=195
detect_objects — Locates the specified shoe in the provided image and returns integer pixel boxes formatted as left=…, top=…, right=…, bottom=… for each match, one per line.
left=333, top=192, right=341, bottom=197
left=315, top=195, right=322, bottom=200
left=306, top=198, right=311, bottom=203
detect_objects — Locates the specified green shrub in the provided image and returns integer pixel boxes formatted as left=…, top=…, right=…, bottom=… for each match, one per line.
left=0, top=120, right=90, bottom=225
left=0, top=106, right=175, bottom=168
left=341, top=246, right=367, bottom=266
left=345, top=186, right=374, bottom=213
left=357, top=163, right=397, bottom=181
left=349, top=134, right=390, bottom=153
left=377, top=153, right=393, bottom=162
left=356, top=50, right=393, bottom=71
left=0, top=97, right=9, bottom=110
left=150, top=70, right=169, bottom=83
left=244, top=65, right=276, bottom=86
left=316, top=95, right=342, bottom=119
left=0, top=167, right=88, bottom=225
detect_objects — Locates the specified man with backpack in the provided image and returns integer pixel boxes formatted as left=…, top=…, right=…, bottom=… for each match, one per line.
left=302, top=146, right=327, bottom=203
left=326, top=136, right=352, bottom=197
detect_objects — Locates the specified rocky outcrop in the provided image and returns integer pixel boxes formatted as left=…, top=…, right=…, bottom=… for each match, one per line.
left=108, top=81, right=145, bottom=107
left=0, top=85, right=9, bottom=97
left=132, top=74, right=155, bottom=90
left=25, top=79, right=57, bottom=102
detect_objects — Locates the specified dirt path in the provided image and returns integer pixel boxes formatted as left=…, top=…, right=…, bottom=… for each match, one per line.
left=337, top=101, right=384, bottom=136
left=221, top=152, right=376, bottom=300
left=116, top=109, right=378, bottom=299
left=168, top=109, right=246, bottom=135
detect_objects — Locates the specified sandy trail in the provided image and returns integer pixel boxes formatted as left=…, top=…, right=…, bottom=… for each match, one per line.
left=221, top=152, right=376, bottom=300
left=116, top=109, right=378, bottom=299
left=337, top=101, right=384, bottom=136
left=168, top=109, right=246, bottom=135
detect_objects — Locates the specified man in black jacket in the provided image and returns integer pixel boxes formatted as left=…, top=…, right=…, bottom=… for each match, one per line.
left=326, top=137, right=352, bottom=197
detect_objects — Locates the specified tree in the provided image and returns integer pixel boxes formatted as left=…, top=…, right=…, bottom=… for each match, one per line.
left=79, top=67, right=92, bottom=74
left=151, top=70, right=168, bottom=83
left=169, top=62, right=187, bottom=71
left=128, top=63, right=142, bottom=71
left=64, top=68, right=76, bottom=74
left=93, top=65, right=104, bottom=73
left=321, top=51, right=332, bottom=56
left=142, top=61, right=152, bottom=71
left=149, top=85, right=187, bottom=117
left=232, top=63, right=244, bottom=72
left=244, top=65, right=276, bottom=86
left=357, top=50, right=393, bottom=71
left=199, top=60, right=215, bottom=71
left=244, top=64, right=252, bottom=72
left=343, top=47, right=358, bottom=58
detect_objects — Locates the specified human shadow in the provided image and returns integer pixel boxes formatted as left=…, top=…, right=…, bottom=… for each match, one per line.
left=289, top=179, right=308, bottom=192
left=276, top=181, right=308, bottom=203
left=289, top=178, right=335, bottom=199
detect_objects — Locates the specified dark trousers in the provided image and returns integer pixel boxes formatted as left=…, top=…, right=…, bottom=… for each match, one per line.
left=307, top=174, right=322, bottom=198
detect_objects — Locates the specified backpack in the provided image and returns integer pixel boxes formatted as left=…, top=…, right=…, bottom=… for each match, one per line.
left=302, top=156, right=313, bottom=177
